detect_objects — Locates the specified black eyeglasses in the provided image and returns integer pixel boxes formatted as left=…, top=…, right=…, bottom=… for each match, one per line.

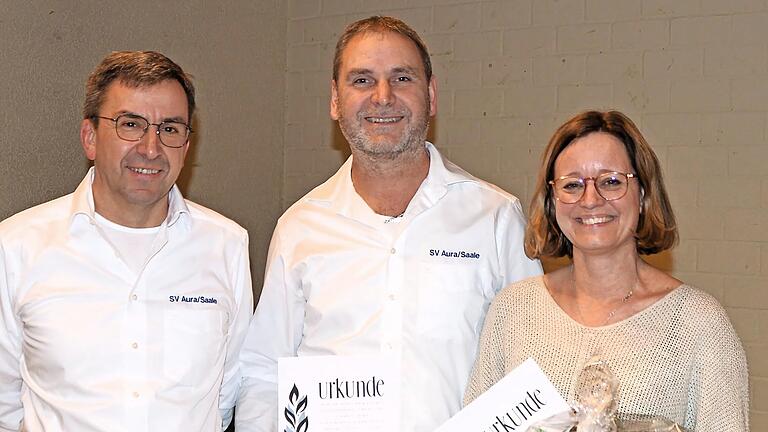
left=549, top=171, right=637, bottom=204
left=94, top=113, right=192, bottom=148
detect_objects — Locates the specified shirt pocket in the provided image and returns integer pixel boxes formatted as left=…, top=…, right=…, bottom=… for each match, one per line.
left=162, top=308, right=228, bottom=385
left=415, top=261, right=488, bottom=337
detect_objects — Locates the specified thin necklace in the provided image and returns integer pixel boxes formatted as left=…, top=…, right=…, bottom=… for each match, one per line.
left=383, top=212, right=405, bottom=224
left=571, top=267, right=636, bottom=326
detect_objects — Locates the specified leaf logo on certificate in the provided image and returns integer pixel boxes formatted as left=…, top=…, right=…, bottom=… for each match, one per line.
left=283, top=384, right=308, bottom=432
left=278, top=355, right=401, bottom=432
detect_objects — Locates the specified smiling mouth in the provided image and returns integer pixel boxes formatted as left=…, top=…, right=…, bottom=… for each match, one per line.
left=129, top=167, right=161, bottom=175
left=577, top=216, right=615, bottom=225
left=365, top=116, right=403, bottom=124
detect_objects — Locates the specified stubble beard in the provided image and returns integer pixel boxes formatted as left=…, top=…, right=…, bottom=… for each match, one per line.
left=338, top=99, right=431, bottom=162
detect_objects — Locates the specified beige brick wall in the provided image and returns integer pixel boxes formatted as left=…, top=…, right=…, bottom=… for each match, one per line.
left=283, top=1, right=768, bottom=425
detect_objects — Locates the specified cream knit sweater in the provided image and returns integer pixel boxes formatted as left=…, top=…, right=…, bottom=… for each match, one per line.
left=464, top=276, right=749, bottom=431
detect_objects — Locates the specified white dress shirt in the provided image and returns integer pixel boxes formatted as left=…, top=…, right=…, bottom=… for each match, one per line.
left=0, top=168, right=253, bottom=432
left=237, top=143, right=542, bottom=432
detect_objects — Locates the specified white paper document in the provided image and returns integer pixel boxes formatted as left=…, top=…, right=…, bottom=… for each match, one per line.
left=435, top=358, right=570, bottom=432
left=278, top=355, right=401, bottom=432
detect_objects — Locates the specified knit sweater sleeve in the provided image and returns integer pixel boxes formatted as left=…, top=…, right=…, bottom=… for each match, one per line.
left=685, top=296, right=749, bottom=432
left=463, top=287, right=510, bottom=406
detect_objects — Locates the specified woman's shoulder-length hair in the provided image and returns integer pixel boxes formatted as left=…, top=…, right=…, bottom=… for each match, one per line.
left=525, top=110, right=678, bottom=259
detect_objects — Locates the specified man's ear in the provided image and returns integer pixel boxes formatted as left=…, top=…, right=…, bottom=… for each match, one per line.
left=428, top=76, right=437, bottom=117
left=181, top=140, right=190, bottom=161
left=80, top=118, right=97, bottom=161
left=330, top=79, right=340, bottom=121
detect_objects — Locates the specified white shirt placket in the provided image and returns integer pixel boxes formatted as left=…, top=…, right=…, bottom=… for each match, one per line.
left=381, top=227, right=404, bottom=355
left=117, top=225, right=169, bottom=429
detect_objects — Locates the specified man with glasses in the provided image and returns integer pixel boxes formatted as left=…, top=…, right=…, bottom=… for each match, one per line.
left=237, top=16, right=542, bottom=432
left=0, top=51, right=252, bottom=431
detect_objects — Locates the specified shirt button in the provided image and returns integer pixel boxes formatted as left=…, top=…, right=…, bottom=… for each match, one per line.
left=131, top=342, right=138, bottom=349
left=384, top=343, right=393, bottom=350
left=131, top=294, right=138, bottom=301
left=390, top=248, right=396, bottom=254
left=388, top=294, right=396, bottom=301
left=132, top=392, right=140, bottom=398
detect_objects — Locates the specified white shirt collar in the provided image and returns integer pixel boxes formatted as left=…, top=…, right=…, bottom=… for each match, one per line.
left=68, top=166, right=191, bottom=231
left=305, top=142, right=478, bottom=221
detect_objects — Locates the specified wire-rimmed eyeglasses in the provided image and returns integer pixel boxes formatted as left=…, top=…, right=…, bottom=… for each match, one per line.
left=549, top=171, right=636, bottom=204
left=93, top=113, right=192, bottom=148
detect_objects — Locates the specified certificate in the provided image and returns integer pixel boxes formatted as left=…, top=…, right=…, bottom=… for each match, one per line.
left=278, top=355, right=401, bottom=432
left=435, top=358, right=570, bottom=432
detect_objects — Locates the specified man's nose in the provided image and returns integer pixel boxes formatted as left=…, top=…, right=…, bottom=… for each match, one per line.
left=136, top=126, right=162, bottom=159
left=371, top=81, right=393, bottom=106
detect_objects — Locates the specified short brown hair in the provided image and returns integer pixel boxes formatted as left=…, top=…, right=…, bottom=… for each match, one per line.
left=83, top=51, right=195, bottom=125
left=525, top=110, right=678, bottom=258
left=332, top=16, right=432, bottom=82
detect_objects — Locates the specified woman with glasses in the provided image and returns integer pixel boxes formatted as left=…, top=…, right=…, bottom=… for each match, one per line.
left=464, top=111, right=748, bottom=431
